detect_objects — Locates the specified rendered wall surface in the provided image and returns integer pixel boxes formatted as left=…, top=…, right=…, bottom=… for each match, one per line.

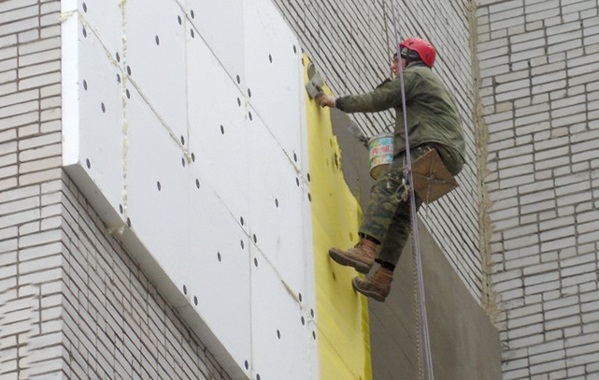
left=369, top=224, right=502, bottom=380
left=328, top=107, right=502, bottom=380
left=476, top=1, right=599, bottom=379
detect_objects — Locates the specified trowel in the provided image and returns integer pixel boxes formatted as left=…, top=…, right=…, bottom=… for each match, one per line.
left=305, top=63, right=324, bottom=99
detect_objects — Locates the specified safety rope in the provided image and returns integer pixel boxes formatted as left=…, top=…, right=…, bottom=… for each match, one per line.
left=411, top=248, right=425, bottom=380
left=387, top=2, right=435, bottom=380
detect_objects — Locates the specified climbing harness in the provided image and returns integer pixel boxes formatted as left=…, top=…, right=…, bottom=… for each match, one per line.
left=387, top=1, right=435, bottom=379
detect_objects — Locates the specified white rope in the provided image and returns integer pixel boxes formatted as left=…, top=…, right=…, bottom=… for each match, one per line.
left=387, top=2, right=435, bottom=380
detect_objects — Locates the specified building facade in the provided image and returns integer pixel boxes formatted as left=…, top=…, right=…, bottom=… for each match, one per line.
left=0, top=0, right=597, bottom=379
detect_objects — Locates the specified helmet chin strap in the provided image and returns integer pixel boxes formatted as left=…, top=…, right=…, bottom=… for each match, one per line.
left=403, top=49, right=423, bottom=67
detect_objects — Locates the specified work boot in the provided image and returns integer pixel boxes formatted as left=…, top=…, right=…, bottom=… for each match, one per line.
left=352, top=268, right=393, bottom=302
left=328, top=239, right=377, bottom=274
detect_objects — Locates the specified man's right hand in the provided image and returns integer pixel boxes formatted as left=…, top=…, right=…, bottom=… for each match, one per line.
left=317, top=94, right=336, bottom=108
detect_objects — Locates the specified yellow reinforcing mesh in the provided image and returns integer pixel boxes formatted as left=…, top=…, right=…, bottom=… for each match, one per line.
left=303, top=55, right=372, bottom=380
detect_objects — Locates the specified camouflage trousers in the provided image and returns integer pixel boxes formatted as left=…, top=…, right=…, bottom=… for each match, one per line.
left=360, top=144, right=463, bottom=266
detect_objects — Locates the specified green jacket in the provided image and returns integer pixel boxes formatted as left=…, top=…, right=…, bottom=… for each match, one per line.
left=336, top=64, right=465, bottom=166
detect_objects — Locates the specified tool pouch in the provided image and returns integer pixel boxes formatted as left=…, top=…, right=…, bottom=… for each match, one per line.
left=410, top=148, right=458, bottom=204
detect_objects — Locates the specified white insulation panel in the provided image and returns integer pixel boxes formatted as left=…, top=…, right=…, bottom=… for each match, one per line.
left=187, top=0, right=245, bottom=92
left=61, top=0, right=317, bottom=378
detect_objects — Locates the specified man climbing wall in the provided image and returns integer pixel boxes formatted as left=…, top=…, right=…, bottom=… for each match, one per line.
left=317, top=37, right=465, bottom=302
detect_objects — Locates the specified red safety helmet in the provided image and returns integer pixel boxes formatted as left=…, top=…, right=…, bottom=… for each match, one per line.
left=399, top=37, right=436, bottom=68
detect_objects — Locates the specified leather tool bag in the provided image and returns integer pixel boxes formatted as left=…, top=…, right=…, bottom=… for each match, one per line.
left=410, top=148, right=458, bottom=204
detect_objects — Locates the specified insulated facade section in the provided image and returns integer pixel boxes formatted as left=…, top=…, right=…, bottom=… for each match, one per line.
left=0, top=1, right=230, bottom=379
left=61, top=0, right=321, bottom=378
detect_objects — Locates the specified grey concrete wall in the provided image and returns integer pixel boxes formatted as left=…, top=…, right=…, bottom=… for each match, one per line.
left=369, top=225, right=502, bottom=380
left=476, top=0, right=599, bottom=379
left=0, top=2, right=229, bottom=379
left=331, top=110, right=501, bottom=380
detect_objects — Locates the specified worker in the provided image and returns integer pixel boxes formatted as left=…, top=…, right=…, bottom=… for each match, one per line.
left=317, top=37, right=465, bottom=302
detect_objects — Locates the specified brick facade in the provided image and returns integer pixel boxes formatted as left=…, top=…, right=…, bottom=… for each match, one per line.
left=2, top=0, right=597, bottom=379
left=477, top=0, right=599, bottom=378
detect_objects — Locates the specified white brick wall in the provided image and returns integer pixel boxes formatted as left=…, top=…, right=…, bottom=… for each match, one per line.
left=478, top=0, right=599, bottom=378
left=0, top=2, right=230, bottom=379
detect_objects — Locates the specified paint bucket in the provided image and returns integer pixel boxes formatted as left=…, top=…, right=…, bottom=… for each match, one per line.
left=368, top=133, right=394, bottom=180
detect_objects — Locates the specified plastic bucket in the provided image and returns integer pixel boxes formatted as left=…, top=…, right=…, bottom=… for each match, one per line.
left=368, top=133, right=394, bottom=180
